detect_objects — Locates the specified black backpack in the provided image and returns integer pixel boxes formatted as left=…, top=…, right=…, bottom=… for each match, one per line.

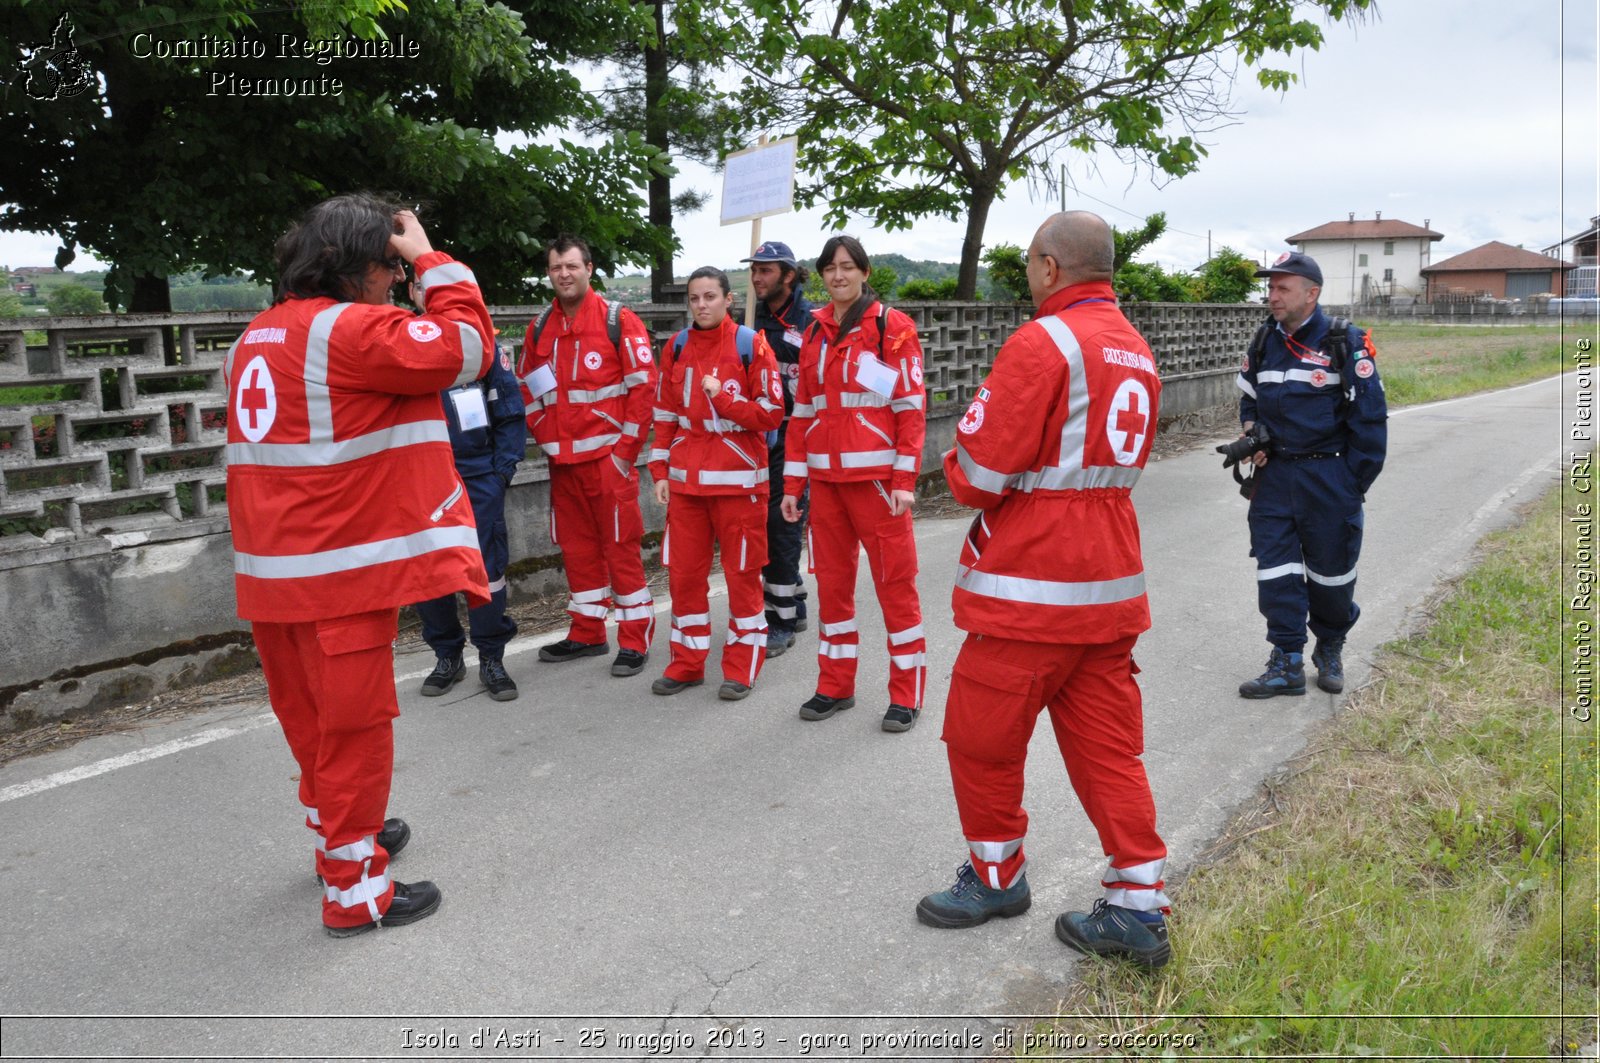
left=529, top=297, right=624, bottom=353
left=1245, top=312, right=1355, bottom=378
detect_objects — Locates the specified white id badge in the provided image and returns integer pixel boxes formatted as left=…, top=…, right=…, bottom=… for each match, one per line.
left=783, top=328, right=804, bottom=350
left=451, top=386, right=489, bottom=430
left=523, top=362, right=557, bottom=399
left=854, top=353, right=899, bottom=398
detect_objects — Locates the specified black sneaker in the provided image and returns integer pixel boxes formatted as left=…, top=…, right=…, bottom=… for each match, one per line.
left=1055, top=899, right=1171, bottom=969
left=651, top=675, right=703, bottom=696
left=479, top=658, right=518, bottom=701
left=718, top=681, right=752, bottom=701
left=1312, top=637, right=1345, bottom=693
left=610, top=649, right=647, bottom=677
left=324, top=879, right=442, bottom=938
left=881, top=704, right=919, bottom=732
left=798, top=692, right=854, bottom=721
left=420, top=655, right=464, bottom=696
left=539, top=639, right=608, bottom=663
left=1238, top=647, right=1306, bottom=699
left=765, top=630, right=796, bottom=658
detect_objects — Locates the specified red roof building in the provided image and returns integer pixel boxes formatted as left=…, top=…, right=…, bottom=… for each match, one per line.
left=1283, top=214, right=1444, bottom=307
left=1420, top=241, right=1573, bottom=300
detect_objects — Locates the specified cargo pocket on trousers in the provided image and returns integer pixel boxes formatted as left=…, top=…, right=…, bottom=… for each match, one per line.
left=941, top=650, right=1041, bottom=764
left=731, top=500, right=769, bottom=574
left=315, top=609, right=401, bottom=729
left=875, top=513, right=918, bottom=587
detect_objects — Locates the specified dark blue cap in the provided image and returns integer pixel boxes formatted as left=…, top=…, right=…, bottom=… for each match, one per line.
left=1256, top=250, right=1323, bottom=286
left=742, top=241, right=798, bottom=267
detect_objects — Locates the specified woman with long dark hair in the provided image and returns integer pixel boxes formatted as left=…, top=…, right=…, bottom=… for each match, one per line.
left=648, top=266, right=784, bottom=700
left=779, top=236, right=928, bottom=732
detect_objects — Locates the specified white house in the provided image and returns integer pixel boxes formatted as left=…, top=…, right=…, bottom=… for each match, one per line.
left=1285, top=214, right=1444, bottom=307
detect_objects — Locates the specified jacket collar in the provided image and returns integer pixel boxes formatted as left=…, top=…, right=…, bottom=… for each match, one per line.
left=1035, top=280, right=1118, bottom=318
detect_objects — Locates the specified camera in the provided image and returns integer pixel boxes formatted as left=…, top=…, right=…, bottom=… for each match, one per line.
left=1215, top=422, right=1270, bottom=468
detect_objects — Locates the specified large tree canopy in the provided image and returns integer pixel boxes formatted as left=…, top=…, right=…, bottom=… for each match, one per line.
left=732, top=0, right=1372, bottom=298
left=1, top=1, right=669, bottom=309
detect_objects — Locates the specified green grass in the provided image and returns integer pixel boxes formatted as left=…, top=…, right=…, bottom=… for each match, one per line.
left=1357, top=322, right=1570, bottom=406
left=1025, top=475, right=1597, bottom=1059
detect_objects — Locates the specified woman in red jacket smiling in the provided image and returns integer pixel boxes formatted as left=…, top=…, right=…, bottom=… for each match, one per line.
left=649, top=266, right=784, bottom=700
left=780, top=236, right=928, bottom=733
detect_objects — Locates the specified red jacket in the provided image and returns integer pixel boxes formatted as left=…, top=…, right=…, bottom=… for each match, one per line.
left=944, top=282, right=1161, bottom=643
left=225, top=251, right=494, bottom=623
left=782, top=300, right=926, bottom=496
left=518, top=290, right=656, bottom=466
left=648, top=317, right=784, bottom=495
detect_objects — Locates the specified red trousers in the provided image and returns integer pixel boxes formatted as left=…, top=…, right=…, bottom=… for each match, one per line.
left=550, top=456, right=655, bottom=653
left=941, top=632, right=1170, bottom=912
left=253, top=609, right=400, bottom=930
left=663, top=492, right=768, bottom=685
left=808, top=479, right=926, bottom=708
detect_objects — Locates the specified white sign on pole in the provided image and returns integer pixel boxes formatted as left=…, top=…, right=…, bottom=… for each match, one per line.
left=720, top=137, right=798, bottom=226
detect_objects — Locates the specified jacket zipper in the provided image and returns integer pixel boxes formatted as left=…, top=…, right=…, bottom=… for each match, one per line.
left=430, top=482, right=464, bottom=522
left=721, top=437, right=758, bottom=469
left=856, top=411, right=895, bottom=448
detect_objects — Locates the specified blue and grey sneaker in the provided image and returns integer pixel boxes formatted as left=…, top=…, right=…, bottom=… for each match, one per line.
left=915, top=862, right=1031, bottom=929
left=1238, top=647, right=1306, bottom=699
left=1055, top=899, right=1171, bottom=969
left=1312, top=637, right=1345, bottom=693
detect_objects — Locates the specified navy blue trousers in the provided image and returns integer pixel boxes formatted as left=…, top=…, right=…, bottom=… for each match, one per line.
left=1247, top=456, right=1363, bottom=654
left=764, top=442, right=808, bottom=633
left=417, top=473, right=518, bottom=660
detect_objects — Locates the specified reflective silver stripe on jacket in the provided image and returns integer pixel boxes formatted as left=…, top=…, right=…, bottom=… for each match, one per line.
left=893, top=454, right=917, bottom=472
left=227, top=421, right=450, bottom=467
left=1236, top=373, right=1256, bottom=398
left=623, top=371, right=651, bottom=388
left=417, top=261, right=477, bottom=294
left=806, top=453, right=831, bottom=469
left=1256, top=368, right=1335, bottom=388
left=571, top=433, right=622, bottom=454
left=698, top=467, right=769, bottom=487
left=303, top=303, right=354, bottom=445
left=791, top=402, right=816, bottom=418
left=890, top=395, right=924, bottom=412
left=838, top=449, right=897, bottom=468
left=783, top=460, right=808, bottom=478
left=954, top=564, right=1145, bottom=607
left=452, top=322, right=483, bottom=387
left=568, top=384, right=626, bottom=403
left=236, top=526, right=480, bottom=580
left=839, top=392, right=889, bottom=408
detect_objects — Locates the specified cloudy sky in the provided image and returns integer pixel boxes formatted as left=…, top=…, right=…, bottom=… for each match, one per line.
left=4, top=0, right=1596, bottom=278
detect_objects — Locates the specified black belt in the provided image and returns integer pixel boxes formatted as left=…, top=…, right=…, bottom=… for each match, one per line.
left=1279, top=451, right=1342, bottom=461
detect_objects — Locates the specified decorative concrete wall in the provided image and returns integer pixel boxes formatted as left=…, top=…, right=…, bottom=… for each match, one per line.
left=0, top=300, right=1257, bottom=725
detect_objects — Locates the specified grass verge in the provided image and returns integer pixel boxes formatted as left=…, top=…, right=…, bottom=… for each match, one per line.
left=1357, top=322, right=1571, bottom=406
left=1023, top=476, right=1596, bottom=1059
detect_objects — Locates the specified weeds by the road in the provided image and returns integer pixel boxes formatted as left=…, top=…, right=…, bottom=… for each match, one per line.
left=1022, top=478, right=1596, bottom=1058
left=1359, top=322, right=1568, bottom=406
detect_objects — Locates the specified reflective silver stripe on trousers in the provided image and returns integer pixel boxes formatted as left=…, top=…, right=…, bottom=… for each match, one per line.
left=955, top=565, right=1145, bottom=606
left=888, top=624, right=925, bottom=645
left=1256, top=562, right=1304, bottom=581
left=325, top=835, right=376, bottom=862
left=418, top=261, right=477, bottom=293
left=671, top=631, right=711, bottom=650
left=303, top=303, right=354, bottom=445
left=614, top=588, right=653, bottom=607
left=486, top=575, right=507, bottom=593
left=452, top=322, right=484, bottom=387
left=1102, top=886, right=1172, bottom=912
left=968, top=838, right=1023, bottom=863
left=817, top=642, right=858, bottom=659
left=1103, top=856, right=1165, bottom=886
left=1306, top=564, right=1357, bottom=586
left=821, top=618, right=857, bottom=635
left=570, top=586, right=610, bottom=603
left=227, top=421, right=450, bottom=467
left=890, top=652, right=926, bottom=670
left=325, top=872, right=390, bottom=909
left=673, top=612, right=710, bottom=626
left=236, top=526, right=479, bottom=579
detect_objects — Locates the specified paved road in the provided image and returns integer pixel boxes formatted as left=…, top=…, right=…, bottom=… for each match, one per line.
left=0, top=374, right=1574, bottom=1060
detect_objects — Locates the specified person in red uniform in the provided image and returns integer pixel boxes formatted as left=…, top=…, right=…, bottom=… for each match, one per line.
left=647, top=266, right=784, bottom=699
left=518, top=235, right=659, bottom=678
left=915, top=211, right=1173, bottom=970
left=225, top=194, right=494, bottom=936
left=780, top=236, right=927, bottom=733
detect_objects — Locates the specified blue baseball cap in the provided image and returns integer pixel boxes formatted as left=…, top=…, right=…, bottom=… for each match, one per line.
left=742, top=241, right=798, bottom=267
left=1256, top=250, right=1323, bottom=286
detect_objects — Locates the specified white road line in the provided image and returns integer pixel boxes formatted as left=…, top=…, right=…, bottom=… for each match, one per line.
left=0, top=716, right=275, bottom=805
left=4, top=580, right=733, bottom=801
